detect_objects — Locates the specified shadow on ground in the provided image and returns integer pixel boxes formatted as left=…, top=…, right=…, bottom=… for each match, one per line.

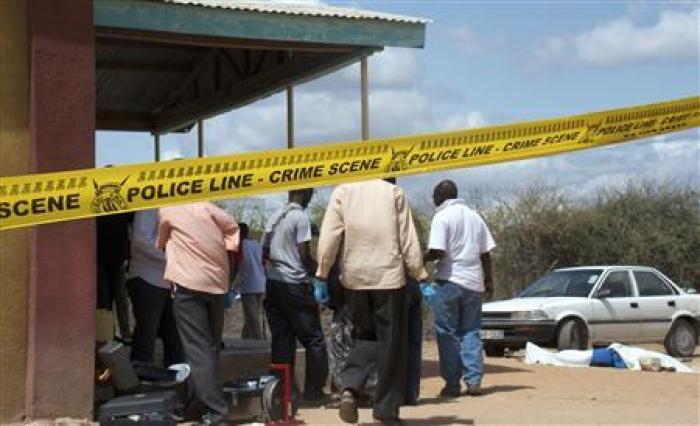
left=417, top=384, right=533, bottom=405
left=359, top=417, right=475, bottom=425
left=481, top=384, right=533, bottom=395
left=420, top=359, right=530, bottom=379
left=484, top=361, right=530, bottom=374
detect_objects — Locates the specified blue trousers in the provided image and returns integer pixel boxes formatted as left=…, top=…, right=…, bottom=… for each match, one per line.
left=431, top=282, right=483, bottom=389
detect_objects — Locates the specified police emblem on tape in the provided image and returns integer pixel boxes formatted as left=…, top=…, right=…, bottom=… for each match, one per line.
left=385, top=145, right=415, bottom=172
left=91, top=177, right=129, bottom=213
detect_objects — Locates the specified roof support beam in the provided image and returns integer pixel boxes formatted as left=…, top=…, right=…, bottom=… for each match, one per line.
left=97, top=60, right=190, bottom=73
left=155, top=49, right=377, bottom=133
left=197, top=120, right=204, bottom=157
left=221, top=49, right=244, bottom=79
left=96, top=111, right=154, bottom=131
left=361, top=55, right=369, bottom=140
left=287, top=85, right=294, bottom=149
left=96, top=28, right=368, bottom=53
left=154, top=133, right=161, bottom=161
left=155, top=48, right=218, bottom=114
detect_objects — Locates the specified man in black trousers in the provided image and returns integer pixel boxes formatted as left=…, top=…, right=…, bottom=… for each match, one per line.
left=127, top=208, right=183, bottom=368
left=316, top=178, right=428, bottom=426
left=263, top=188, right=329, bottom=404
left=157, top=202, right=239, bottom=426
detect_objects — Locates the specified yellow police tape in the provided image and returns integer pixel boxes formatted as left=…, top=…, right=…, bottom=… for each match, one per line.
left=1, top=95, right=699, bottom=230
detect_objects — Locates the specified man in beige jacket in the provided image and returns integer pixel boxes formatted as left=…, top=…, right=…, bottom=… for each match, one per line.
left=316, top=178, right=428, bottom=426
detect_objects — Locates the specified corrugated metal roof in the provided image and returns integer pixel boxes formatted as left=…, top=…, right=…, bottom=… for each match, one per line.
left=160, top=0, right=430, bottom=24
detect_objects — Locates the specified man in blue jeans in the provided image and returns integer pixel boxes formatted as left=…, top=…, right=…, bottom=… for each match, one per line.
left=424, top=180, right=495, bottom=397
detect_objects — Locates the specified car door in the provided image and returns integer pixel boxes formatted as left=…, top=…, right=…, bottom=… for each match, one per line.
left=633, top=270, right=677, bottom=341
left=590, top=270, right=642, bottom=342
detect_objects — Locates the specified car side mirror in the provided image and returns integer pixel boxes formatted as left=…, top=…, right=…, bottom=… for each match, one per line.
left=596, top=288, right=611, bottom=298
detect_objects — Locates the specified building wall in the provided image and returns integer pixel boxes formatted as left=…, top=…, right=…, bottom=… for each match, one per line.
left=25, top=0, right=96, bottom=419
left=0, top=0, right=96, bottom=421
left=0, top=0, right=30, bottom=420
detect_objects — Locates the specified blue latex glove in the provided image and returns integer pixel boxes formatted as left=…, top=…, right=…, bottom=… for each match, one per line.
left=312, top=278, right=330, bottom=305
left=224, top=289, right=240, bottom=309
left=419, top=282, right=437, bottom=301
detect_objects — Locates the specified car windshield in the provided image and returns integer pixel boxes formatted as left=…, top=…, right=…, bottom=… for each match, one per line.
left=518, top=270, right=603, bottom=298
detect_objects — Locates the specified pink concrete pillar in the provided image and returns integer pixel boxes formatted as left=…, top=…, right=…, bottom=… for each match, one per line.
left=25, top=0, right=96, bottom=419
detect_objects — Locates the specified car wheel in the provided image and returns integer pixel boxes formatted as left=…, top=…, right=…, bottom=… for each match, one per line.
left=484, top=343, right=505, bottom=357
left=664, top=319, right=697, bottom=358
left=557, top=319, right=588, bottom=351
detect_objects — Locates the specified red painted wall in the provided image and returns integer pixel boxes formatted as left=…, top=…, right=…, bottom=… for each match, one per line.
left=26, top=0, right=95, bottom=418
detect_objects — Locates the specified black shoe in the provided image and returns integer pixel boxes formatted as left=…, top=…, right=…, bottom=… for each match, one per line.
left=438, top=386, right=461, bottom=398
left=338, top=390, right=358, bottom=424
left=198, top=412, right=229, bottom=426
left=404, top=397, right=419, bottom=406
left=114, top=336, right=132, bottom=346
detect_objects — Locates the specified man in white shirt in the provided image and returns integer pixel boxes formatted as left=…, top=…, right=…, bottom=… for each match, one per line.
left=237, top=222, right=266, bottom=339
left=424, top=180, right=496, bottom=397
left=127, top=209, right=183, bottom=367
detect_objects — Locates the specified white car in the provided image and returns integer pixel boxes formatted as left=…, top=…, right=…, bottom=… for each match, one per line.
left=481, top=266, right=700, bottom=358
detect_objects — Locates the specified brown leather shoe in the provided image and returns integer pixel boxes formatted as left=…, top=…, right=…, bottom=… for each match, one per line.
left=466, top=383, right=482, bottom=396
left=339, top=390, right=358, bottom=424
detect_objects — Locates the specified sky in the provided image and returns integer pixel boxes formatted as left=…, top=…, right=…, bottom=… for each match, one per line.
left=96, top=0, right=700, bottom=212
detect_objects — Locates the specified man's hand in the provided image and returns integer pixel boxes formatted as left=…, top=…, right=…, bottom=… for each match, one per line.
left=480, top=252, right=494, bottom=299
left=484, top=279, right=494, bottom=299
left=312, top=277, right=330, bottom=305
left=424, top=249, right=445, bottom=263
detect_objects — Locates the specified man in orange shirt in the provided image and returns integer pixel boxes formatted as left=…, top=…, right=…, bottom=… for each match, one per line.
left=157, top=202, right=239, bottom=425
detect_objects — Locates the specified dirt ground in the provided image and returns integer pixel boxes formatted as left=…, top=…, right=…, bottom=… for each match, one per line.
left=296, top=342, right=700, bottom=426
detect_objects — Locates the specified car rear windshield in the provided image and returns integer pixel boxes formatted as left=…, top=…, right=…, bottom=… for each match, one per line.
left=519, top=270, right=603, bottom=298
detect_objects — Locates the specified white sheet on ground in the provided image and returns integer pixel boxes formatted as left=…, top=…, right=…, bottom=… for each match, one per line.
left=524, top=342, right=592, bottom=367
left=523, top=342, right=695, bottom=373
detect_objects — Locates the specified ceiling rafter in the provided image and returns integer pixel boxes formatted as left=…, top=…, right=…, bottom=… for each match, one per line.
left=154, top=48, right=218, bottom=114
left=154, top=48, right=377, bottom=133
left=220, top=49, right=244, bottom=79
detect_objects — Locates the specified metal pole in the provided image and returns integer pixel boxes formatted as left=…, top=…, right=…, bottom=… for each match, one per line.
left=197, top=119, right=204, bottom=157
left=154, top=133, right=161, bottom=162
left=361, top=55, right=369, bottom=140
left=287, top=85, right=294, bottom=149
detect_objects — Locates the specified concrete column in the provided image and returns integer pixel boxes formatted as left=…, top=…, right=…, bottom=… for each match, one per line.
left=360, top=55, right=369, bottom=140
left=25, top=0, right=96, bottom=419
left=197, top=120, right=204, bottom=157
left=0, top=1, right=30, bottom=421
left=287, top=85, right=294, bottom=149
left=154, top=133, right=161, bottom=161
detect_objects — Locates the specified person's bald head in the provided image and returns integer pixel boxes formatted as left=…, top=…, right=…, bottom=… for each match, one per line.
left=433, top=179, right=458, bottom=207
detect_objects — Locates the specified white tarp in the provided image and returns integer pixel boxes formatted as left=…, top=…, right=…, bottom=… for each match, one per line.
left=523, top=342, right=695, bottom=373
left=524, top=342, right=592, bottom=368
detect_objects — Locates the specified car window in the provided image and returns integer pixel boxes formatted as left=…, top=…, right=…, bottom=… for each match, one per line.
left=634, top=271, right=674, bottom=296
left=519, top=270, right=602, bottom=298
left=598, top=271, right=633, bottom=298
